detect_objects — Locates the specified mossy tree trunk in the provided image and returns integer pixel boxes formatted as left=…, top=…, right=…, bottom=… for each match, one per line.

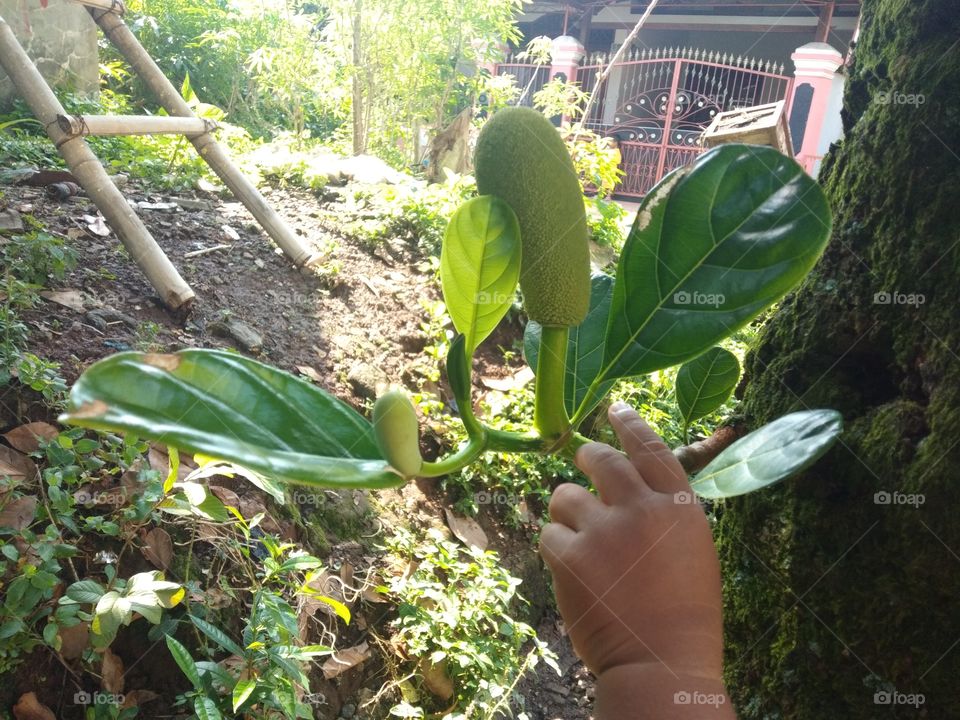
left=718, top=1, right=960, bottom=717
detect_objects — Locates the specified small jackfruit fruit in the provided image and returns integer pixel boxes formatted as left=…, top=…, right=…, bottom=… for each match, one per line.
left=372, top=391, right=422, bottom=478
left=474, top=107, right=591, bottom=327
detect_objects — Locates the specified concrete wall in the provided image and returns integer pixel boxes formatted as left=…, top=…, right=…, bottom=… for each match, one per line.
left=0, top=0, right=99, bottom=108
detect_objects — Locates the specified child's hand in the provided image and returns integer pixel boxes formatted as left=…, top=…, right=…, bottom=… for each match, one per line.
left=541, top=402, right=733, bottom=717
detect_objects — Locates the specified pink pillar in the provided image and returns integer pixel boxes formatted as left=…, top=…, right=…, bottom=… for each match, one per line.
left=787, top=42, right=845, bottom=175
left=550, top=35, right=585, bottom=84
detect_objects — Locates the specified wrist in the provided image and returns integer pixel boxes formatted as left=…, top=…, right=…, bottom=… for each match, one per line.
left=595, top=664, right=734, bottom=719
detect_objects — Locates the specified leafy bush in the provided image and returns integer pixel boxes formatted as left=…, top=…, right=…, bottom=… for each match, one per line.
left=584, top=195, right=629, bottom=249
left=384, top=527, right=557, bottom=718
left=118, top=0, right=346, bottom=139
left=2, top=228, right=78, bottom=285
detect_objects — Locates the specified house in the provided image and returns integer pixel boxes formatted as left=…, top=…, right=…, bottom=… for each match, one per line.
left=489, top=0, right=860, bottom=197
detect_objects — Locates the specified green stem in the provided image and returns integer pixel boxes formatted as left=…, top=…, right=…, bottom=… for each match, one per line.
left=485, top=428, right=549, bottom=453
left=418, top=433, right=488, bottom=478
left=534, top=326, right=570, bottom=440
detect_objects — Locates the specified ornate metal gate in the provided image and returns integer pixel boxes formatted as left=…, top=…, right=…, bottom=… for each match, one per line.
left=576, top=48, right=793, bottom=197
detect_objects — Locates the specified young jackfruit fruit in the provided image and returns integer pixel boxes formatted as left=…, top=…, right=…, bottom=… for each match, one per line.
left=474, top=107, right=590, bottom=327
left=372, top=390, right=423, bottom=478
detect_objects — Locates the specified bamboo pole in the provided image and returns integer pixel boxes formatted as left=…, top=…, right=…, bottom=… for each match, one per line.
left=91, top=10, right=316, bottom=268
left=0, top=17, right=194, bottom=312
left=57, top=114, right=217, bottom=138
left=68, top=0, right=126, bottom=14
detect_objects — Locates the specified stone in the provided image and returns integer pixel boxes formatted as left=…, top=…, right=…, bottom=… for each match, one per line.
left=172, top=197, right=214, bottom=211
left=209, top=318, right=264, bottom=353
left=0, top=208, right=23, bottom=232
left=346, top=362, right=389, bottom=399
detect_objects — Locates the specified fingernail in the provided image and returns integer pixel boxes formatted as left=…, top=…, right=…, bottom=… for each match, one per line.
left=610, top=401, right=632, bottom=415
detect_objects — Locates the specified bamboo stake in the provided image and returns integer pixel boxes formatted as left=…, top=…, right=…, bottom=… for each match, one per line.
left=0, top=17, right=194, bottom=311
left=57, top=114, right=216, bottom=138
left=91, top=10, right=316, bottom=268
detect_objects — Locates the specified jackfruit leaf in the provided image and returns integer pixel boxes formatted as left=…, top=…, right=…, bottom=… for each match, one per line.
left=59, top=350, right=403, bottom=489
left=597, top=144, right=832, bottom=391
left=446, top=335, right=472, bottom=413
left=525, top=273, right=616, bottom=417
left=675, top=347, right=741, bottom=427
left=441, top=196, right=522, bottom=354
left=691, top=410, right=842, bottom=499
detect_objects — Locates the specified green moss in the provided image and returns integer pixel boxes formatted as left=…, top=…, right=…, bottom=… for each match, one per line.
left=717, top=1, right=960, bottom=716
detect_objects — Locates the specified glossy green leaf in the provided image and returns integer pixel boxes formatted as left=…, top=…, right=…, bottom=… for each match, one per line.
left=232, top=678, right=256, bottom=713
left=166, top=634, right=202, bottom=690
left=190, top=615, right=246, bottom=658
left=65, top=580, right=106, bottom=605
left=59, top=350, right=404, bottom=489
left=676, top=347, right=740, bottom=427
left=441, top=196, right=521, bottom=353
left=600, top=144, right=832, bottom=382
left=691, top=410, right=843, bottom=499
left=194, top=696, right=223, bottom=720
left=446, top=334, right=472, bottom=412
left=525, top=274, right=616, bottom=417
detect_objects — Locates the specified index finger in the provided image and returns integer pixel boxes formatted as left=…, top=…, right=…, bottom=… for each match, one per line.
left=608, top=402, right=690, bottom=494
left=574, top=440, right=652, bottom=505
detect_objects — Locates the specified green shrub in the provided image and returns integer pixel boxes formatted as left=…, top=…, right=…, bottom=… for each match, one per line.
left=384, top=527, right=558, bottom=718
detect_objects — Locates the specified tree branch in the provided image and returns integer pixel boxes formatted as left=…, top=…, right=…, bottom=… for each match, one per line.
left=674, top=423, right=747, bottom=475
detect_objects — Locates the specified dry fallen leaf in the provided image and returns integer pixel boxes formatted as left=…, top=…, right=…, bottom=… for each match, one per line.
left=321, top=642, right=370, bottom=679
left=209, top=485, right=240, bottom=508
left=0, top=496, right=37, bottom=532
left=302, top=570, right=347, bottom=619
left=121, top=689, right=160, bottom=709
left=12, top=693, right=55, bottom=720
left=101, top=648, right=125, bottom=694
left=297, top=365, right=323, bottom=383
left=420, top=658, right=455, bottom=700
left=40, top=289, right=86, bottom=313
left=83, top=214, right=111, bottom=237
left=3, top=422, right=59, bottom=453
left=444, top=508, right=488, bottom=551
left=0, top=446, right=39, bottom=485
left=59, top=622, right=90, bottom=660
left=140, top=527, right=173, bottom=570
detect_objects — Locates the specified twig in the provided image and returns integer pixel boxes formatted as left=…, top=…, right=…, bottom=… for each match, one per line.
left=674, top=423, right=747, bottom=475
left=574, top=0, right=662, bottom=136
left=184, top=244, right=231, bottom=259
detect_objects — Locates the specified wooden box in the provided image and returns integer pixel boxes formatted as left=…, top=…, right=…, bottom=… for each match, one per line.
left=701, top=100, right=793, bottom=155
